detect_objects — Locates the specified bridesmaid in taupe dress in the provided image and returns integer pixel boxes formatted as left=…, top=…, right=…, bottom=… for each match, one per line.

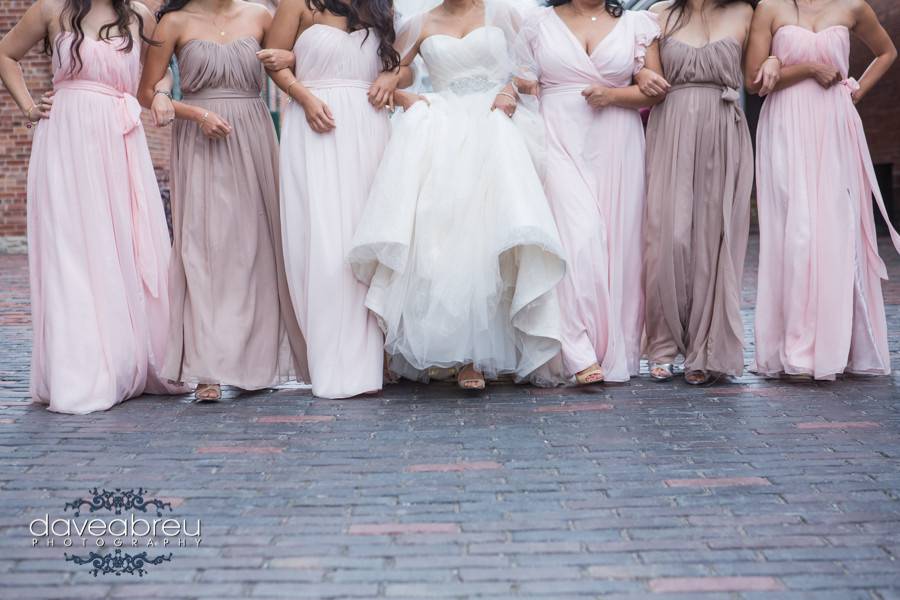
left=637, top=0, right=758, bottom=385
left=139, top=0, right=308, bottom=400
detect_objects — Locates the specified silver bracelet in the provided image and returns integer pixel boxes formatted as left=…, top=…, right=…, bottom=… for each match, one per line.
left=154, top=89, right=172, bottom=99
left=497, top=91, right=517, bottom=103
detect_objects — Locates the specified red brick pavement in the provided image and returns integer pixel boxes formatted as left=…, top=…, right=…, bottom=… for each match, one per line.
left=0, top=239, right=898, bottom=598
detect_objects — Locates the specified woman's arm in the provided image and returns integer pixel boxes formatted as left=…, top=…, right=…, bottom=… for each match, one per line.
left=848, top=0, right=897, bottom=103
left=744, top=1, right=783, bottom=94
left=0, top=0, right=52, bottom=121
left=585, top=40, right=666, bottom=110
left=138, top=14, right=232, bottom=138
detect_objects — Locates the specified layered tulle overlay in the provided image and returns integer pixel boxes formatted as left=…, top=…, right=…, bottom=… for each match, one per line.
left=516, top=9, right=659, bottom=381
left=28, top=34, right=181, bottom=413
left=349, top=3, right=566, bottom=382
left=280, top=25, right=389, bottom=398
left=164, top=38, right=307, bottom=389
left=754, top=25, right=900, bottom=379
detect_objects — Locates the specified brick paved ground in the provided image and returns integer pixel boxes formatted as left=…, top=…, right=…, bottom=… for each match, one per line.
left=0, top=237, right=899, bottom=599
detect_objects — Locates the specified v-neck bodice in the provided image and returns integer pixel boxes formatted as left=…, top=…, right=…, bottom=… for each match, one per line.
left=518, top=7, right=660, bottom=89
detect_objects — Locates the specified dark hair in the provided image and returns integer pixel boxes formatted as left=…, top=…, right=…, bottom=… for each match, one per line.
left=305, top=0, right=400, bottom=72
left=159, top=0, right=401, bottom=72
left=45, top=0, right=155, bottom=73
left=546, top=0, right=624, bottom=18
left=662, top=0, right=757, bottom=36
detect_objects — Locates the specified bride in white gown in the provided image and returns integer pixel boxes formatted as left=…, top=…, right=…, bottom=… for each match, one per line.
left=348, top=0, right=566, bottom=389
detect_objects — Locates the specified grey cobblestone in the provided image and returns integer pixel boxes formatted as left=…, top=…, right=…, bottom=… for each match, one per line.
left=0, top=239, right=899, bottom=598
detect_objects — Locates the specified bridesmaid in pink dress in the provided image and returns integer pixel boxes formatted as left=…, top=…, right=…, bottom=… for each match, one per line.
left=747, top=0, right=898, bottom=379
left=0, top=0, right=183, bottom=413
left=517, top=0, right=663, bottom=383
left=264, top=0, right=408, bottom=398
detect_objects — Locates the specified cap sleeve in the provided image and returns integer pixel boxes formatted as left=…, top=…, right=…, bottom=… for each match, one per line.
left=630, top=10, right=661, bottom=75
left=514, top=6, right=552, bottom=81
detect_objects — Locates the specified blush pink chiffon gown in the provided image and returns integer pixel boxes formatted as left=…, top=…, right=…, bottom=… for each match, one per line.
left=518, top=8, right=660, bottom=382
left=27, top=34, right=181, bottom=413
left=280, top=25, right=388, bottom=398
left=754, top=25, right=900, bottom=380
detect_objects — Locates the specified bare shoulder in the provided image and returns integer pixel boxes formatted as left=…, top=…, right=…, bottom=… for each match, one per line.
left=844, top=0, right=875, bottom=21
left=39, top=0, right=66, bottom=21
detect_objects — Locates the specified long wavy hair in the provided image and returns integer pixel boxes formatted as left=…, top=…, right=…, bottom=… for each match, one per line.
left=158, top=0, right=401, bottom=72
left=662, top=0, right=758, bottom=36
left=545, top=0, right=624, bottom=18
left=45, top=0, right=155, bottom=74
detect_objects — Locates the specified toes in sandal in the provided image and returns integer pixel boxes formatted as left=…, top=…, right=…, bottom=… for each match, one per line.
left=575, top=363, right=605, bottom=385
left=684, top=370, right=710, bottom=386
left=649, top=362, right=674, bottom=382
left=457, top=365, right=486, bottom=391
left=195, top=384, right=222, bottom=402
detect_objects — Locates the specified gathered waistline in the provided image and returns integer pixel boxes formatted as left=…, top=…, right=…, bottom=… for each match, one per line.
left=540, top=83, right=589, bottom=97
left=182, top=88, right=261, bottom=101
left=303, top=79, right=371, bottom=91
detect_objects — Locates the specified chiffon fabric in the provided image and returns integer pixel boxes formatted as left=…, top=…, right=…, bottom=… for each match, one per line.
left=754, top=25, right=900, bottom=379
left=164, top=37, right=308, bottom=389
left=642, top=36, right=753, bottom=377
left=28, top=34, right=181, bottom=413
left=516, top=8, right=659, bottom=381
left=280, top=25, right=389, bottom=398
left=348, top=0, right=566, bottom=383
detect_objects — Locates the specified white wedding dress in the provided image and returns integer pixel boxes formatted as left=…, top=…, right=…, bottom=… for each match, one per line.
left=348, top=5, right=566, bottom=383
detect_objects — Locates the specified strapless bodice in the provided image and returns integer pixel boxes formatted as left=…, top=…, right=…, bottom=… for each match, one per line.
left=772, top=25, right=850, bottom=75
left=419, top=27, right=510, bottom=94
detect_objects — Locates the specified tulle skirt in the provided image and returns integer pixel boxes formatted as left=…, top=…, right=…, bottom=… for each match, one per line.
left=348, top=90, right=566, bottom=382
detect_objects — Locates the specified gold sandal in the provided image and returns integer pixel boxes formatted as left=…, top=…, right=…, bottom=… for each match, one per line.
left=195, top=384, right=221, bottom=402
left=685, top=370, right=711, bottom=386
left=650, top=362, right=674, bottom=382
left=457, top=364, right=485, bottom=390
left=575, top=363, right=604, bottom=385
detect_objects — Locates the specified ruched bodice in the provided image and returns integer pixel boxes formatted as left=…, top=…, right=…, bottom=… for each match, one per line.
left=52, top=32, right=140, bottom=93
left=293, top=25, right=383, bottom=84
left=773, top=25, right=850, bottom=75
left=659, top=36, right=743, bottom=88
left=420, top=27, right=510, bottom=94
left=176, top=37, right=263, bottom=95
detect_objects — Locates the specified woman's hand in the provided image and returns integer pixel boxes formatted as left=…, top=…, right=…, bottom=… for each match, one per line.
left=28, top=90, right=53, bottom=120
left=195, top=109, right=232, bottom=139
left=582, top=84, right=614, bottom=109
left=491, top=92, right=517, bottom=118
left=300, top=94, right=336, bottom=133
left=810, top=63, right=841, bottom=88
left=368, top=71, right=401, bottom=109
left=753, top=56, right=781, bottom=96
left=150, top=91, right=175, bottom=127
left=394, top=90, right=429, bottom=111
left=634, top=68, right=670, bottom=97
left=850, top=87, right=864, bottom=104
left=256, top=48, right=295, bottom=72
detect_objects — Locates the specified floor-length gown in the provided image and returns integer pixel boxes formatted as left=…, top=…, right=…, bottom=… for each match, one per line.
left=28, top=33, right=181, bottom=414
left=755, top=25, right=900, bottom=379
left=280, top=25, right=388, bottom=398
left=517, top=8, right=659, bottom=382
left=163, top=37, right=307, bottom=389
left=642, top=36, right=753, bottom=376
left=348, top=5, right=566, bottom=383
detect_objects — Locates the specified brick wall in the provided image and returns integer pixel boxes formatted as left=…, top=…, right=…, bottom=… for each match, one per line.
left=850, top=0, right=900, bottom=203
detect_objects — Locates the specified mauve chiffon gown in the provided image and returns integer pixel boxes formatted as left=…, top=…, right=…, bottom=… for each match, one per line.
left=163, top=37, right=308, bottom=389
left=643, top=36, right=753, bottom=377
left=28, top=34, right=181, bottom=413
left=280, top=25, right=387, bottom=398
left=755, top=25, right=900, bottom=379
left=518, top=8, right=660, bottom=382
